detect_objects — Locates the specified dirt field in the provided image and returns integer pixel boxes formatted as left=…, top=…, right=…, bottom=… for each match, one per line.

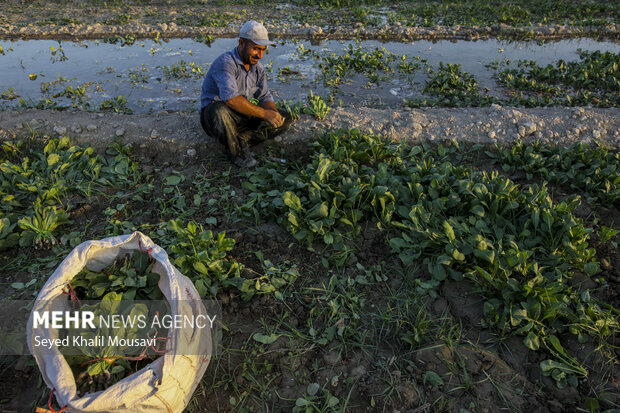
left=0, top=2, right=618, bottom=413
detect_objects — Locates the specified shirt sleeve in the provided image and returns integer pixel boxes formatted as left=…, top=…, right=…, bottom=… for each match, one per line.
left=212, top=55, right=240, bottom=102
left=255, top=66, right=274, bottom=103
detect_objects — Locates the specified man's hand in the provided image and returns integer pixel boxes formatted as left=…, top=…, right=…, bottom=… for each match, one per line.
left=263, top=109, right=285, bottom=128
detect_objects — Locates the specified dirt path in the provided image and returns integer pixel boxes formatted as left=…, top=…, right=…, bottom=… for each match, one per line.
left=1, top=107, right=617, bottom=156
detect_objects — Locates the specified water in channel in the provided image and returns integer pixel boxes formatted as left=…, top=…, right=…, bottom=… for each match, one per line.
left=0, top=37, right=618, bottom=113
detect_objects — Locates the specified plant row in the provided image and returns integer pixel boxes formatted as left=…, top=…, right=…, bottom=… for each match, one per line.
left=243, top=129, right=618, bottom=388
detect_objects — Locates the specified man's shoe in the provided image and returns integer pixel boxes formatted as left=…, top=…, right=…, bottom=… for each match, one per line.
left=232, top=150, right=257, bottom=168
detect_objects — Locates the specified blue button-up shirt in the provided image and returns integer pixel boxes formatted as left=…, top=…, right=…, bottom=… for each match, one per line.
left=200, top=47, right=273, bottom=110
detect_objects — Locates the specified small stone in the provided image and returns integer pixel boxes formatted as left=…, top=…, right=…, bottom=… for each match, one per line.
left=115, top=128, right=125, bottom=137
left=274, top=136, right=282, bottom=143
left=491, top=103, right=502, bottom=110
left=186, top=148, right=196, bottom=157
left=86, top=124, right=97, bottom=131
left=139, top=143, right=147, bottom=148
left=523, top=122, right=536, bottom=135
left=350, top=365, right=367, bottom=379
left=488, top=131, right=496, bottom=139
left=72, top=126, right=82, bottom=133
left=53, top=126, right=67, bottom=135
left=592, top=129, right=601, bottom=138
left=150, top=129, right=159, bottom=139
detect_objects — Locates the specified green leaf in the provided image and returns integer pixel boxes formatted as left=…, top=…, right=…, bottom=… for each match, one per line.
left=193, top=261, right=209, bottom=274
left=252, top=333, right=280, bottom=344
left=471, top=204, right=485, bottom=217
left=452, top=249, right=465, bottom=261
left=474, top=248, right=495, bottom=264
left=584, top=397, right=599, bottom=412
left=327, top=395, right=339, bottom=407
left=165, top=175, right=182, bottom=186
left=523, top=331, right=540, bottom=350
left=423, top=371, right=444, bottom=387
left=47, top=153, right=61, bottom=166
left=583, top=262, right=599, bottom=276
left=316, top=157, right=334, bottom=182
left=307, top=383, right=320, bottom=396
left=283, top=191, right=302, bottom=211
left=443, top=220, right=455, bottom=241
left=295, top=398, right=310, bottom=407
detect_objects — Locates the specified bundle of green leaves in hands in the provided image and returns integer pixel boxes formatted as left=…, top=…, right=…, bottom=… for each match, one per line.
left=71, top=250, right=163, bottom=301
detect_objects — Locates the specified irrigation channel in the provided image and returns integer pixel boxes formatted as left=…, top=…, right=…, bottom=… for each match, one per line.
left=0, top=37, right=618, bottom=113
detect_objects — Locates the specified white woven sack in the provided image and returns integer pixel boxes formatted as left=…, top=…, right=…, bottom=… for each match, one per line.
left=27, top=231, right=212, bottom=413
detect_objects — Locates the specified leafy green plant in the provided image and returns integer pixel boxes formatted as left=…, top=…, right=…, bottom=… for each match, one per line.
left=159, top=60, right=208, bottom=79
left=166, top=219, right=243, bottom=297
left=318, top=44, right=400, bottom=87
left=244, top=130, right=616, bottom=388
left=0, top=216, right=19, bottom=250
left=276, top=99, right=304, bottom=121
left=225, top=251, right=300, bottom=301
left=497, top=51, right=620, bottom=107
left=195, top=34, right=215, bottom=46
left=304, top=91, right=330, bottom=121
left=99, top=95, right=133, bottom=114
left=0, top=137, right=140, bottom=251
left=488, top=139, right=620, bottom=205
left=102, top=34, right=137, bottom=47
left=418, top=62, right=495, bottom=107
left=18, top=206, right=71, bottom=249
left=243, top=129, right=403, bottom=265
left=1, top=87, right=20, bottom=101
left=64, top=295, right=155, bottom=396
left=292, top=383, right=340, bottom=413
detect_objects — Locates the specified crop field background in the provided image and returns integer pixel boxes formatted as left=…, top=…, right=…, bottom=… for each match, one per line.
left=0, top=1, right=618, bottom=413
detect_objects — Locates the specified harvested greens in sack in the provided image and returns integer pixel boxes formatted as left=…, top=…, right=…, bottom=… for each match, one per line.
left=28, top=232, right=212, bottom=413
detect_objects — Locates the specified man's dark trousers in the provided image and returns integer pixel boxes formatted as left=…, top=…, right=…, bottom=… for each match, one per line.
left=200, top=101, right=292, bottom=160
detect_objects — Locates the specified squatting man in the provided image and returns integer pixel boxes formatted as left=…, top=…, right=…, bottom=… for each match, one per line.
left=200, top=20, right=293, bottom=168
